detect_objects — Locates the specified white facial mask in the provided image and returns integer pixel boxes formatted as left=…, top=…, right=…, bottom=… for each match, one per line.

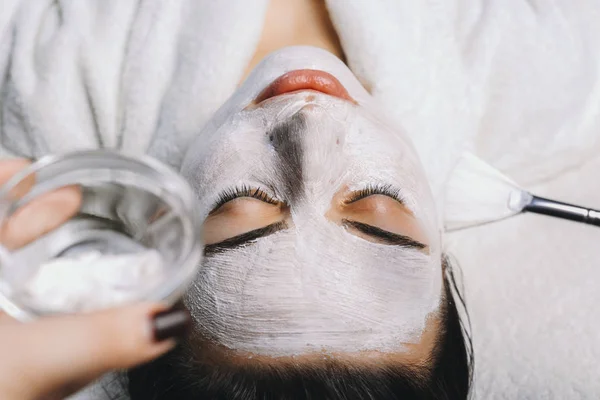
left=181, top=47, right=442, bottom=357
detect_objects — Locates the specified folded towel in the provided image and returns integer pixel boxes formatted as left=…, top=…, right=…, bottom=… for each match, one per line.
left=0, top=0, right=268, bottom=167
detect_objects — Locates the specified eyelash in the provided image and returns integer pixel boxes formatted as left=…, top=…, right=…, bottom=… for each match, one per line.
left=345, top=184, right=403, bottom=204
left=213, top=185, right=279, bottom=210
left=213, top=183, right=400, bottom=210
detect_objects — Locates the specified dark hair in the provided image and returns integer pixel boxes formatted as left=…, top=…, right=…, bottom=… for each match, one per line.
left=127, top=258, right=472, bottom=400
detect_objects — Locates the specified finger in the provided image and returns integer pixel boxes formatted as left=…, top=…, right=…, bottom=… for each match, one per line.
left=0, top=185, right=82, bottom=250
left=0, top=159, right=33, bottom=320
left=0, top=159, right=33, bottom=191
left=0, top=303, right=191, bottom=400
left=0, top=158, right=80, bottom=250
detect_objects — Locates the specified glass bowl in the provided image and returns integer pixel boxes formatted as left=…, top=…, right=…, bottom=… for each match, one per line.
left=0, top=150, right=202, bottom=321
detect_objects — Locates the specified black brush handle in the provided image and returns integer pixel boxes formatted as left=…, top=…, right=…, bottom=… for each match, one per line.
left=523, top=195, right=600, bottom=227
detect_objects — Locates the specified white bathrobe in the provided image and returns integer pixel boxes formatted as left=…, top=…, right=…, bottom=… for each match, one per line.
left=2, top=1, right=600, bottom=399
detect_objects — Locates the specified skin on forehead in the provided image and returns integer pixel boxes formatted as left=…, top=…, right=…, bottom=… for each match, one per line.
left=184, top=310, right=442, bottom=368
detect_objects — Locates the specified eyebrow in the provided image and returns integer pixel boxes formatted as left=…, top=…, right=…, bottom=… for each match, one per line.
left=342, top=219, right=427, bottom=250
left=205, top=218, right=426, bottom=258
left=204, top=221, right=286, bottom=256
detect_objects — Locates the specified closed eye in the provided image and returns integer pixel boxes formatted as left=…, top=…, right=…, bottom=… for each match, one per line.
left=203, top=185, right=287, bottom=247
left=338, top=183, right=426, bottom=245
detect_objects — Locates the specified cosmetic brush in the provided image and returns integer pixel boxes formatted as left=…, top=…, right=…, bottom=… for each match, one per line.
left=444, top=152, right=600, bottom=231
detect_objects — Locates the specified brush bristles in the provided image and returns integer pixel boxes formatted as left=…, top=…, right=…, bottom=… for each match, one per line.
left=444, top=153, right=528, bottom=231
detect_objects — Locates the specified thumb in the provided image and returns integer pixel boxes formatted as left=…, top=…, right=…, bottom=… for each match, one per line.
left=0, top=303, right=191, bottom=400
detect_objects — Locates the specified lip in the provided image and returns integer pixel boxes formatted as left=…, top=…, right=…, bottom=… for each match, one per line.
left=255, top=69, right=356, bottom=104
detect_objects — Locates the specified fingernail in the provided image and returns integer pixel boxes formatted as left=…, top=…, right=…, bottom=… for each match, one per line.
left=151, top=309, right=192, bottom=342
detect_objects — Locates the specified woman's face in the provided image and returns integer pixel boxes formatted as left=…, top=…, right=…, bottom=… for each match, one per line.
left=181, top=47, right=442, bottom=359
